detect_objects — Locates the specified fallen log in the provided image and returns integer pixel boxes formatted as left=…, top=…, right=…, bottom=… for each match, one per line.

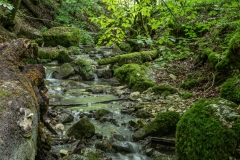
left=150, top=137, right=175, bottom=147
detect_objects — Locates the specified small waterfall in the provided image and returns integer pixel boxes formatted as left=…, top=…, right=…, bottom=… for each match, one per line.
left=94, top=73, right=98, bottom=81
left=46, top=71, right=53, bottom=79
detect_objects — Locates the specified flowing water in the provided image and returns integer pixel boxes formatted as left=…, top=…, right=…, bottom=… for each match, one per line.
left=44, top=64, right=152, bottom=160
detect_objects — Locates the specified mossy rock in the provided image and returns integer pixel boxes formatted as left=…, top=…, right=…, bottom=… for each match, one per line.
left=66, top=117, right=95, bottom=139
left=119, top=43, right=132, bottom=52
left=52, top=63, right=74, bottom=79
left=94, top=109, right=112, bottom=120
left=98, top=50, right=158, bottom=66
left=81, top=148, right=108, bottom=160
left=180, top=77, right=205, bottom=89
left=38, top=47, right=72, bottom=63
left=220, top=74, right=240, bottom=104
left=182, top=92, right=194, bottom=99
left=60, top=154, right=88, bottom=160
left=114, top=63, right=155, bottom=91
left=70, top=59, right=94, bottom=80
left=43, top=27, right=80, bottom=47
left=208, top=52, right=220, bottom=66
left=176, top=98, right=240, bottom=160
left=216, top=31, right=240, bottom=71
left=126, top=39, right=143, bottom=52
left=215, top=55, right=231, bottom=71
left=133, top=111, right=180, bottom=141
left=151, top=85, right=178, bottom=95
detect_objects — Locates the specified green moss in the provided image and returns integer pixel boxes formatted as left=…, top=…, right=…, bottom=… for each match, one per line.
left=215, top=55, right=231, bottom=71
left=133, top=111, right=180, bottom=141
left=71, top=59, right=94, bottom=80
left=208, top=52, right=220, bottom=66
left=220, top=74, right=240, bottom=104
left=114, top=63, right=155, bottom=91
left=66, top=117, right=95, bottom=139
left=176, top=98, right=239, bottom=160
left=43, top=27, right=80, bottom=47
left=68, top=46, right=81, bottom=55
left=98, top=50, right=158, bottom=66
left=38, top=48, right=72, bottom=63
left=229, top=31, right=240, bottom=52
left=152, top=85, right=178, bottom=95
left=182, top=92, right=194, bottom=99
left=119, top=43, right=132, bottom=52
left=0, top=89, right=8, bottom=98
left=34, top=38, right=43, bottom=46
left=180, top=77, right=205, bottom=89
left=216, top=31, right=240, bottom=71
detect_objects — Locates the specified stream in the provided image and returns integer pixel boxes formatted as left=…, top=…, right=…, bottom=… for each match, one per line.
left=44, top=60, right=153, bottom=159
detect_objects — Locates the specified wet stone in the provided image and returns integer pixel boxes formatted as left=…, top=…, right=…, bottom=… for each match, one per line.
left=112, top=141, right=135, bottom=153
left=112, top=133, right=126, bottom=141
left=135, top=109, right=153, bottom=118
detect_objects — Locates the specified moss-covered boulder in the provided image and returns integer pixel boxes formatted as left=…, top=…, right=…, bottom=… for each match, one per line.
left=133, top=111, right=180, bottom=141
left=220, top=74, right=240, bottom=104
left=43, top=27, right=80, bottom=47
left=114, top=63, right=155, bottom=91
left=67, top=117, right=95, bottom=139
left=119, top=42, right=132, bottom=52
left=38, top=47, right=72, bottom=63
left=52, top=63, right=74, bottom=79
left=70, top=59, right=94, bottom=80
left=151, top=85, right=178, bottom=95
left=94, top=109, right=112, bottom=120
left=176, top=98, right=240, bottom=160
left=98, top=50, right=158, bottom=66
left=216, top=31, right=240, bottom=71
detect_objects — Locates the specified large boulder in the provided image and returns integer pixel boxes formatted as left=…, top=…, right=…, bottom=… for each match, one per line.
left=133, top=111, right=180, bottom=141
left=176, top=98, right=240, bottom=160
left=52, top=63, right=75, bottom=79
left=43, top=27, right=80, bottom=47
left=70, top=59, right=94, bottom=80
left=114, top=63, right=155, bottom=91
left=0, top=39, right=47, bottom=160
left=66, top=117, right=95, bottom=139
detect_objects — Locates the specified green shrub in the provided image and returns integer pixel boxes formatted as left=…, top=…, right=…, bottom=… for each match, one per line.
left=80, top=29, right=94, bottom=45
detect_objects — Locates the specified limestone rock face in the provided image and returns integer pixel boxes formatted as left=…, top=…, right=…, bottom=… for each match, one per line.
left=0, top=38, right=46, bottom=160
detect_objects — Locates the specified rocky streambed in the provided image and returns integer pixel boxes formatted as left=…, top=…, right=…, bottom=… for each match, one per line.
left=39, top=45, right=195, bottom=160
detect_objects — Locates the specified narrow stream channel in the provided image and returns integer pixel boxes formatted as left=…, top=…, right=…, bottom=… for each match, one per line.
left=44, top=63, right=153, bottom=160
